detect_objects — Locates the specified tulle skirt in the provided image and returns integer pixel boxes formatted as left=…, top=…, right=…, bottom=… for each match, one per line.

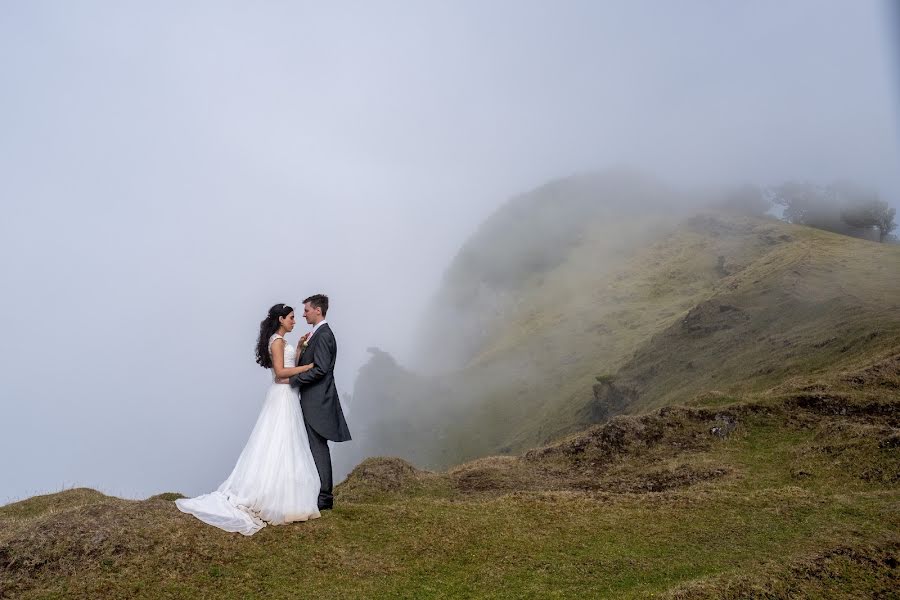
left=176, top=383, right=321, bottom=535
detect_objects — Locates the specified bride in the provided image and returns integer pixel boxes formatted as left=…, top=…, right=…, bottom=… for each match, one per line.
left=176, top=303, right=322, bottom=535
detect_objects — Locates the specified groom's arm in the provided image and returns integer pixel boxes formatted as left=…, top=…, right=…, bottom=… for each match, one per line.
left=290, top=336, right=333, bottom=386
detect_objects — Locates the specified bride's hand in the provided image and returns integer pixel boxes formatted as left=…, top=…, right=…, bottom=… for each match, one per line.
left=299, top=332, right=311, bottom=345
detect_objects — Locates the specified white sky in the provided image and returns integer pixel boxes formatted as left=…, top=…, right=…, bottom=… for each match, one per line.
left=1, top=1, right=898, bottom=502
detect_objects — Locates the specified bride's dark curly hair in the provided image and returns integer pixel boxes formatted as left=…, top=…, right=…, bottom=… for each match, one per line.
left=255, top=303, right=293, bottom=368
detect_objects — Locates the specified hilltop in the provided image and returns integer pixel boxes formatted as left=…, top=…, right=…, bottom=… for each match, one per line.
left=347, top=172, right=900, bottom=468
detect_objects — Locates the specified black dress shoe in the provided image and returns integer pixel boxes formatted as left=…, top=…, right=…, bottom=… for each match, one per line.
left=318, top=502, right=333, bottom=511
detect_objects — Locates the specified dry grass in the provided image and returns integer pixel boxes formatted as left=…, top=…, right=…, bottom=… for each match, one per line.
left=350, top=211, right=900, bottom=471
left=5, top=353, right=896, bottom=598
left=5, top=206, right=900, bottom=597
left=663, top=538, right=900, bottom=599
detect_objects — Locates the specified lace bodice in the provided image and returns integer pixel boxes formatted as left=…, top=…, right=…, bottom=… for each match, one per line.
left=268, top=334, right=296, bottom=382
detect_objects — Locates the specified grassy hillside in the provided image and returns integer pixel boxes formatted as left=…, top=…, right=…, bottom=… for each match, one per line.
left=2, top=354, right=897, bottom=598
left=411, top=169, right=687, bottom=372
left=6, top=172, right=896, bottom=598
left=614, top=215, right=900, bottom=412
left=348, top=174, right=900, bottom=469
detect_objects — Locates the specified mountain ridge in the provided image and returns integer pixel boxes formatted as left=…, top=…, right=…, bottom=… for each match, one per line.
left=347, top=174, right=900, bottom=470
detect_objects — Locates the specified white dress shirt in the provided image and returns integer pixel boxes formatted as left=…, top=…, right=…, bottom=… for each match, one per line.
left=308, top=319, right=328, bottom=342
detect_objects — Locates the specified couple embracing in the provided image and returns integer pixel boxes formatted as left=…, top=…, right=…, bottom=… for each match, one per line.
left=176, top=294, right=351, bottom=535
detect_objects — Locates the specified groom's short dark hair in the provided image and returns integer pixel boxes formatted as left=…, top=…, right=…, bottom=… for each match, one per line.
left=304, top=294, right=329, bottom=317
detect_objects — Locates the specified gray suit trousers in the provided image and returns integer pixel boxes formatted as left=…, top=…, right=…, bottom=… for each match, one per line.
left=305, top=419, right=333, bottom=505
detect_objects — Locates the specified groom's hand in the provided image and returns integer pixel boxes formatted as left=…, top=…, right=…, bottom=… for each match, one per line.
left=291, top=338, right=331, bottom=386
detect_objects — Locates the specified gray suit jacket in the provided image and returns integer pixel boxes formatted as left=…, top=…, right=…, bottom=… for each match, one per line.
left=290, top=323, right=351, bottom=442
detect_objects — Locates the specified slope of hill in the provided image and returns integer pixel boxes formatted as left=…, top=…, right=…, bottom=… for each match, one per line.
left=613, top=215, right=900, bottom=412
left=347, top=173, right=900, bottom=469
left=2, top=355, right=897, bottom=598
left=412, top=169, right=688, bottom=372
left=6, top=172, right=897, bottom=598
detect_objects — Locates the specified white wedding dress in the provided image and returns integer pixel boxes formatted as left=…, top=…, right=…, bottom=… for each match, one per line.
left=175, top=334, right=321, bottom=535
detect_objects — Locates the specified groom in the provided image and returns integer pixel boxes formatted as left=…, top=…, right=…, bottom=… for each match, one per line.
left=290, top=294, right=351, bottom=511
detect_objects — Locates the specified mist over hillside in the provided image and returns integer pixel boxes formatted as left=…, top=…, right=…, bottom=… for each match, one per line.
left=340, top=171, right=900, bottom=475
left=2, top=2, right=898, bottom=595
left=412, top=170, right=691, bottom=372
left=7, top=197, right=897, bottom=596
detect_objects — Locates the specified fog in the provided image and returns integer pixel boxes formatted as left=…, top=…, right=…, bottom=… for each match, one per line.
left=1, top=1, right=898, bottom=503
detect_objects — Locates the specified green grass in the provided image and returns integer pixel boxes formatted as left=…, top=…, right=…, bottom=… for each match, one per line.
left=3, top=360, right=897, bottom=598
left=351, top=209, right=900, bottom=470
left=5, top=178, right=899, bottom=597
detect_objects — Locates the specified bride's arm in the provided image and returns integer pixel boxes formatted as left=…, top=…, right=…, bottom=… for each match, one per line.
left=290, top=334, right=331, bottom=386
left=271, top=338, right=315, bottom=379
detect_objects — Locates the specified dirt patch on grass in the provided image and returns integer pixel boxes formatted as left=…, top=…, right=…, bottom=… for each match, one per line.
left=785, top=392, right=899, bottom=427
left=596, top=465, right=731, bottom=493
left=447, top=455, right=732, bottom=496
left=0, top=496, right=179, bottom=596
left=664, top=537, right=900, bottom=599
left=445, top=408, right=740, bottom=496
left=0, top=488, right=109, bottom=522
left=525, top=407, right=722, bottom=465
left=336, top=457, right=441, bottom=502
left=344, top=457, right=425, bottom=491
left=147, top=492, right=185, bottom=502
left=448, top=456, right=541, bottom=493
left=841, top=353, right=900, bottom=389
left=680, top=301, right=750, bottom=337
